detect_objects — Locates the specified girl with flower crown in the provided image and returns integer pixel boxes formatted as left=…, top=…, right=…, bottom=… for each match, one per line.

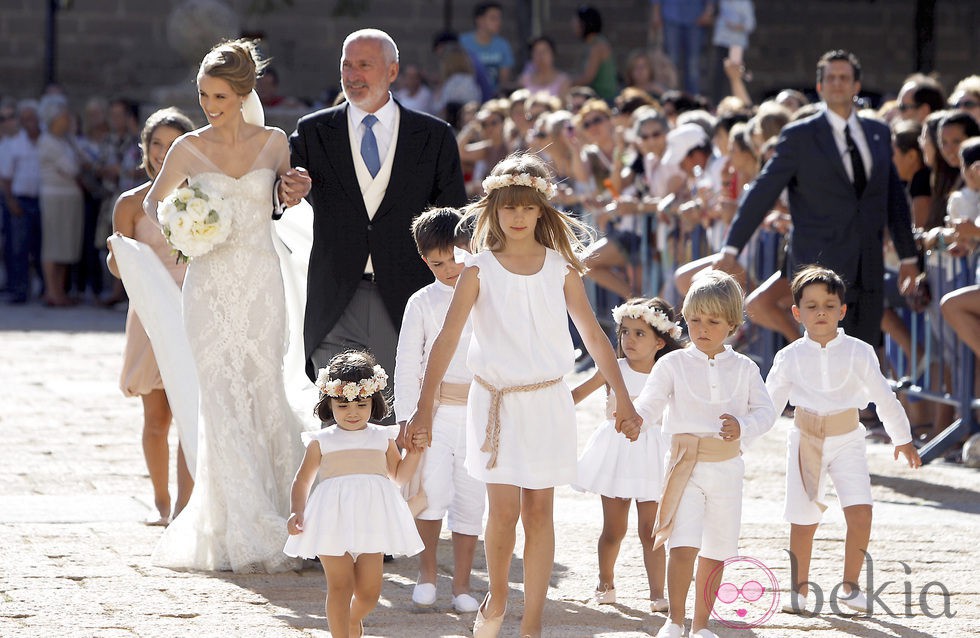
left=284, top=350, right=424, bottom=638
left=406, top=153, right=644, bottom=638
left=573, top=297, right=684, bottom=614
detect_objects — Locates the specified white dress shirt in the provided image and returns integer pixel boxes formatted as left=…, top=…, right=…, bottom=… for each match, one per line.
left=393, top=280, right=473, bottom=421
left=346, top=93, right=398, bottom=175
left=824, top=106, right=872, bottom=185
left=633, top=345, right=775, bottom=441
left=766, top=328, right=912, bottom=445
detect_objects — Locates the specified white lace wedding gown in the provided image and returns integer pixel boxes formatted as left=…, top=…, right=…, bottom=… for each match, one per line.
left=145, top=129, right=306, bottom=573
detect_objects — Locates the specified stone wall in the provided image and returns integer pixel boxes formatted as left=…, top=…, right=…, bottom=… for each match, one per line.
left=0, top=0, right=975, bottom=116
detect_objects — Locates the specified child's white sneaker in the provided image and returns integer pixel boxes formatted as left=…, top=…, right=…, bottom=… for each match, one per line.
left=690, top=630, right=719, bottom=638
left=650, top=597, right=669, bottom=613
left=412, top=582, right=437, bottom=606
left=781, top=591, right=809, bottom=614
left=656, top=622, right=686, bottom=638
left=836, top=588, right=870, bottom=615
left=452, top=593, right=481, bottom=613
left=594, top=584, right=616, bottom=604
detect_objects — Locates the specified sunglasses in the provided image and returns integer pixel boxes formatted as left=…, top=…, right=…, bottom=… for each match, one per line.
left=639, top=130, right=665, bottom=140
left=954, top=100, right=980, bottom=110
left=583, top=116, right=608, bottom=129
left=716, top=581, right=765, bottom=604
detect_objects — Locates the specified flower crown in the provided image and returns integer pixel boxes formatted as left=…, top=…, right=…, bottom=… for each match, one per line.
left=315, top=365, right=388, bottom=401
left=612, top=303, right=683, bottom=340
left=482, top=172, right=558, bottom=199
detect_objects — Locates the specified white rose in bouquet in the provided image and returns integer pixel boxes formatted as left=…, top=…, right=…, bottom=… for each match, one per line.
left=158, top=181, right=231, bottom=262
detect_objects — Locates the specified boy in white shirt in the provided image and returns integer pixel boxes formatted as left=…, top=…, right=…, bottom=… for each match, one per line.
left=635, top=270, right=776, bottom=638
left=394, top=207, right=484, bottom=612
left=767, top=265, right=921, bottom=616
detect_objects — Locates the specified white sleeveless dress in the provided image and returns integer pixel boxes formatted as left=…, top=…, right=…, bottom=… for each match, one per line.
left=460, top=248, right=577, bottom=489
left=283, top=424, right=424, bottom=559
left=575, top=358, right=668, bottom=501
left=147, top=130, right=307, bottom=573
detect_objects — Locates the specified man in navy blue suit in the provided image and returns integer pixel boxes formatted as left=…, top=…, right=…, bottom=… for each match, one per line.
left=713, top=50, right=921, bottom=346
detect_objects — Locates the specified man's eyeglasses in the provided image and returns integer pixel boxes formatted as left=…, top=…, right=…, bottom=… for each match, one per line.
left=954, top=100, right=980, bottom=110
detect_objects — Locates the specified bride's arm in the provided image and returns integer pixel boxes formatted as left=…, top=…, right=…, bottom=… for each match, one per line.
left=143, top=136, right=194, bottom=225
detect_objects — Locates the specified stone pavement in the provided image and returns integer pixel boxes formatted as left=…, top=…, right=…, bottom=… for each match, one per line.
left=1, top=302, right=978, bottom=637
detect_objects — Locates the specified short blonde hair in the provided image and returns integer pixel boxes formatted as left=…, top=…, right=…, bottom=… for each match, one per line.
left=682, top=270, right=744, bottom=334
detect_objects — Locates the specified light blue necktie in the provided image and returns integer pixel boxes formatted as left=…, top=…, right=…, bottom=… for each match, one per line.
left=360, top=114, right=380, bottom=178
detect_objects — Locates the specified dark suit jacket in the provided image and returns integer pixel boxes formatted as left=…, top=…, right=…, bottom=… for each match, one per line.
left=288, top=101, right=467, bottom=379
left=725, top=110, right=917, bottom=291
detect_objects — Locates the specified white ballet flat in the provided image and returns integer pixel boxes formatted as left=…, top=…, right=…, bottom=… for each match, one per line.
left=473, top=593, right=506, bottom=638
left=836, top=589, right=870, bottom=615
left=594, top=584, right=616, bottom=604
left=782, top=591, right=809, bottom=614
left=412, top=582, right=437, bottom=606
left=656, top=622, right=686, bottom=638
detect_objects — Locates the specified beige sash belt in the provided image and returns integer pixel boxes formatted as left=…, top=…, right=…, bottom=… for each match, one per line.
left=402, top=383, right=471, bottom=517
left=653, top=433, right=740, bottom=551
left=435, top=381, right=470, bottom=409
left=473, top=374, right=563, bottom=469
left=794, top=407, right=859, bottom=511
left=320, top=449, right=388, bottom=480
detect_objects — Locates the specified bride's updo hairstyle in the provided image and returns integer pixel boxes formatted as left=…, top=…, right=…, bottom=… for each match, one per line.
left=314, top=350, right=390, bottom=422
left=198, top=38, right=269, bottom=95
left=139, top=107, right=194, bottom=179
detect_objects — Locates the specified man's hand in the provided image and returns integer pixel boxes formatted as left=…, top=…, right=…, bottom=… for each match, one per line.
left=278, top=167, right=311, bottom=208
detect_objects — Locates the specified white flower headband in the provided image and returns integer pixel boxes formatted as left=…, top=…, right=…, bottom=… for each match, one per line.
left=612, top=303, right=683, bottom=340
left=315, top=365, right=389, bottom=401
left=482, top=172, right=558, bottom=200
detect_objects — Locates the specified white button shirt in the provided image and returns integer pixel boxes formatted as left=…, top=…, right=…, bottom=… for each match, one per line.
left=824, top=106, right=872, bottom=185
left=766, top=328, right=912, bottom=445
left=393, top=280, right=473, bottom=422
left=633, top=345, right=776, bottom=441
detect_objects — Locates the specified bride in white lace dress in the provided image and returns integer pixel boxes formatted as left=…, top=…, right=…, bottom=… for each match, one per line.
left=144, top=40, right=307, bottom=573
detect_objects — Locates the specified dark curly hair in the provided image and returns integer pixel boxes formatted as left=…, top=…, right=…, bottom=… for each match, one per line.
left=314, top=350, right=390, bottom=422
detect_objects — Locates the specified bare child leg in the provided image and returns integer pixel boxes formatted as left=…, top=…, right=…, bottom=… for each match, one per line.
left=321, top=554, right=356, bottom=638
left=482, top=483, right=521, bottom=620
left=789, top=523, right=818, bottom=596
left=665, top=546, right=699, bottom=627
left=350, top=553, right=383, bottom=637
left=452, top=532, right=479, bottom=597
left=597, top=496, right=631, bottom=596
left=520, top=487, right=555, bottom=638
left=692, top=557, right=724, bottom=633
left=415, top=518, right=443, bottom=589
left=841, top=505, right=872, bottom=596
left=636, top=501, right=666, bottom=602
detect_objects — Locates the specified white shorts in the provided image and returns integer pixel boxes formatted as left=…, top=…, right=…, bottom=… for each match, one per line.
left=667, top=455, right=744, bottom=561
left=417, top=405, right=486, bottom=536
left=784, top=426, right=872, bottom=525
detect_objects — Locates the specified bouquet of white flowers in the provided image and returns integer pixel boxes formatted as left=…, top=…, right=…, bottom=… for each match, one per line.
left=157, top=182, right=232, bottom=261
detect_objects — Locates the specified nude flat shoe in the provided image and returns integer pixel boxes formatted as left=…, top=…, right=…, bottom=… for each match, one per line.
left=473, top=594, right=505, bottom=638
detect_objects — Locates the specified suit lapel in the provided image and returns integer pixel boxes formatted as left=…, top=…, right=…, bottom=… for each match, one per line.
left=316, top=106, right=370, bottom=220
left=373, top=104, right=426, bottom=223
left=813, top=114, right=852, bottom=187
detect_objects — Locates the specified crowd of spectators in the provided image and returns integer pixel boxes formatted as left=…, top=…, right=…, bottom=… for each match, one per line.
left=1, top=2, right=978, bottom=447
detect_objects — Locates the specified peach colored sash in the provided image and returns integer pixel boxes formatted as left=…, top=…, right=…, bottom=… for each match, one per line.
left=653, top=433, right=740, bottom=551
left=794, top=407, right=859, bottom=511
left=473, top=374, right=562, bottom=469
left=434, top=381, right=470, bottom=409
left=319, top=449, right=388, bottom=480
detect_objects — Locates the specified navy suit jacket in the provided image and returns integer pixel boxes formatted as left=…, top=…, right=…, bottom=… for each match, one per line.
left=288, top=101, right=467, bottom=379
left=725, top=110, right=917, bottom=292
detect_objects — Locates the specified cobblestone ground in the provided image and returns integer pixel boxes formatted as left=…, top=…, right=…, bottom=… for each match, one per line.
left=1, top=303, right=977, bottom=637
